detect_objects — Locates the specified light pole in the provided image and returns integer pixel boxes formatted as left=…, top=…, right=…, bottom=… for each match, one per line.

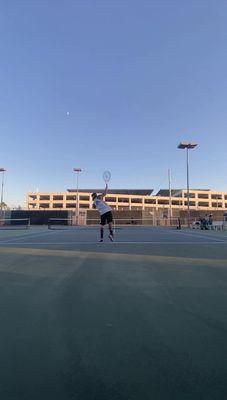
left=73, top=168, right=82, bottom=225
left=178, top=142, right=198, bottom=227
left=168, top=168, right=172, bottom=223
left=0, top=168, right=6, bottom=216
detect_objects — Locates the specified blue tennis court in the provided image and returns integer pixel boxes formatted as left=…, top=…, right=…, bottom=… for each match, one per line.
left=0, top=226, right=227, bottom=399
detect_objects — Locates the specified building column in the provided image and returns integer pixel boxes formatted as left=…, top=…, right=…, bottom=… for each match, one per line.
left=63, top=194, right=66, bottom=209
left=50, top=194, right=53, bottom=209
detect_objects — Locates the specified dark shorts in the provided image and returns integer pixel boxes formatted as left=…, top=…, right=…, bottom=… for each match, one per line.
left=100, top=211, right=113, bottom=226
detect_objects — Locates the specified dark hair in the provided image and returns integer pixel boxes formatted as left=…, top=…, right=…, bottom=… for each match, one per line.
left=92, top=192, right=97, bottom=199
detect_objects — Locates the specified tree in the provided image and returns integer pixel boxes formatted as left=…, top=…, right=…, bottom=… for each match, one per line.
left=0, top=201, right=8, bottom=210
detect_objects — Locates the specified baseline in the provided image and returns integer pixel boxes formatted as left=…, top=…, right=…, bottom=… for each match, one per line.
left=0, top=241, right=227, bottom=246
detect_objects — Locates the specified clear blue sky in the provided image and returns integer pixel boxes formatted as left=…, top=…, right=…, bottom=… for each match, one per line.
left=0, top=0, right=227, bottom=207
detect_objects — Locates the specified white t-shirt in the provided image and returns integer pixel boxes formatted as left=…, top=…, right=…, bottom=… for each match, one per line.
left=93, top=197, right=112, bottom=215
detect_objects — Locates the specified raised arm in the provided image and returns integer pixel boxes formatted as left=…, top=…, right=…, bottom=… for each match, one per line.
left=100, top=184, right=108, bottom=199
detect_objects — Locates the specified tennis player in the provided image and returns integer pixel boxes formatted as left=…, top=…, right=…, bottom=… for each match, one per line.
left=92, top=185, right=114, bottom=242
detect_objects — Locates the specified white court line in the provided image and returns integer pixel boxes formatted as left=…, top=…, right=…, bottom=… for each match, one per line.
left=170, top=229, right=227, bottom=242
left=0, top=241, right=227, bottom=246
left=0, top=229, right=60, bottom=244
left=46, top=227, right=227, bottom=242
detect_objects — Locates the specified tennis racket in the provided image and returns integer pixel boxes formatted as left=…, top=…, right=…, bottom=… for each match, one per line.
left=103, top=170, right=111, bottom=184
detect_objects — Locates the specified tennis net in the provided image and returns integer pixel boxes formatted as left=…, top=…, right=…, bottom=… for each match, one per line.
left=48, top=218, right=100, bottom=229
left=0, top=218, right=30, bottom=229
left=48, top=217, right=182, bottom=230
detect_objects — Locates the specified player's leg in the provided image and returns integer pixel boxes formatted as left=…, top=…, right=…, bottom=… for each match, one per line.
left=100, top=225, right=104, bottom=242
left=99, top=214, right=106, bottom=242
left=107, top=212, right=114, bottom=241
left=108, top=223, right=114, bottom=241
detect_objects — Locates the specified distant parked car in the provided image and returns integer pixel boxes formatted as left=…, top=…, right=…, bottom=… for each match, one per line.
left=191, top=220, right=201, bottom=229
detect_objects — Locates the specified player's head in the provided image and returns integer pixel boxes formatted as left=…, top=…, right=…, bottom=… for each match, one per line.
left=92, top=192, right=97, bottom=200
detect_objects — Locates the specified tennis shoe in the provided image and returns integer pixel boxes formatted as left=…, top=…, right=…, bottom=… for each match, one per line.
left=99, top=239, right=103, bottom=242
